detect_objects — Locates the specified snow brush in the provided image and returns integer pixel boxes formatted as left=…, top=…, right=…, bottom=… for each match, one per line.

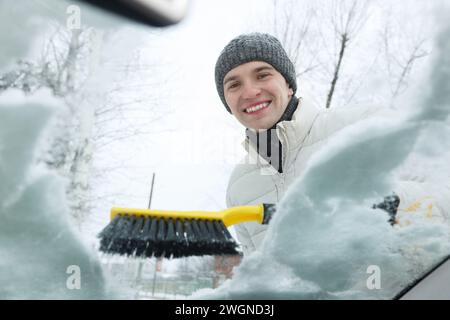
left=97, top=203, right=276, bottom=258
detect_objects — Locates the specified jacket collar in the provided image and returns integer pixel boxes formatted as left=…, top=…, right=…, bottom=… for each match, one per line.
left=278, top=96, right=320, bottom=151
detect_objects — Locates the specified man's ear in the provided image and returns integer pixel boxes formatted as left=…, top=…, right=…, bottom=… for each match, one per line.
left=288, top=87, right=294, bottom=96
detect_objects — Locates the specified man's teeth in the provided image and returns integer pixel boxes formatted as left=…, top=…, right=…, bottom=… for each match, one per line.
left=245, top=102, right=270, bottom=113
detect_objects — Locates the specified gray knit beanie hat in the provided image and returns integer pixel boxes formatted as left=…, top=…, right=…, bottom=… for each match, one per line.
left=215, top=33, right=297, bottom=113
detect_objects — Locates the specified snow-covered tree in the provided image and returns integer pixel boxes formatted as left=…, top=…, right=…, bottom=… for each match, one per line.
left=0, top=21, right=168, bottom=228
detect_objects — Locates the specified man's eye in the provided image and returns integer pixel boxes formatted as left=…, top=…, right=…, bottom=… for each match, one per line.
left=228, top=82, right=240, bottom=90
left=257, top=73, right=270, bottom=79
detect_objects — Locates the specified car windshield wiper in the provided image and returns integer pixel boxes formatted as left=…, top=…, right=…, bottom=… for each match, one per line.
left=76, top=0, right=189, bottom=27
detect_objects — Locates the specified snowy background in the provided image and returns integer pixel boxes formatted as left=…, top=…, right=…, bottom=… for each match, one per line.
left=1, top=0, right=449, bottom=299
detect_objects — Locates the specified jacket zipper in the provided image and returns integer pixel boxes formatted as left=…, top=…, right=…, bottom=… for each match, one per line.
left=276, top=127, right=289, bottom=197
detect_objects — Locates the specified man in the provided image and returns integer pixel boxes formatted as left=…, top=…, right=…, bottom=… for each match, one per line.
left=214, top=33, right=450, bottom=256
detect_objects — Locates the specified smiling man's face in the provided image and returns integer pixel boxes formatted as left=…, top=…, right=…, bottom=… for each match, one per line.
left=223, top=61, right=294, bottom=130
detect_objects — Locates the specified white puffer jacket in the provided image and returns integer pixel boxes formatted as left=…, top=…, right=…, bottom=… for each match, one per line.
left=225, top=97, right=450, bottom=255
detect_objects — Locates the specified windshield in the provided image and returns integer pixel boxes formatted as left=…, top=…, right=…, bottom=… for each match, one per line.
left=1, top=0, right=449, bottom=301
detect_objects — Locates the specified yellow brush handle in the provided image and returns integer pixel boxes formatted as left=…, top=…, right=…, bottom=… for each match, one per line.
left=220, top=204, right=265, bottom=226
left=110, top=204, right=265, bottom=227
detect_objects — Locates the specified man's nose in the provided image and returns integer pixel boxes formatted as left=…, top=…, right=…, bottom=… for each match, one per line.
left=241, top=82, right=261, bottom=99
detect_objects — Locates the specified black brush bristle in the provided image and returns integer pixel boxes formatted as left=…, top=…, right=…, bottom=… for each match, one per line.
left=128, top=216, right=145, bottom=256
left=98, top=215, right=239, bottom=258
left=213, top=220, right=239, bottom=254
left=134, top=217, right=152, bottom=256
left=173, top=219, right=187, bottom=258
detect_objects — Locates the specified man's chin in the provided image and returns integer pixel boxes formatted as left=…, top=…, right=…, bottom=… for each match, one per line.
left=239, top=117, right=276, bottom=130
left=247, top=123, right=274, bottom=131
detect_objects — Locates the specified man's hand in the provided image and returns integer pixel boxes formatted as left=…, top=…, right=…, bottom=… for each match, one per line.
left=372, top=193, right=400, bottom=225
